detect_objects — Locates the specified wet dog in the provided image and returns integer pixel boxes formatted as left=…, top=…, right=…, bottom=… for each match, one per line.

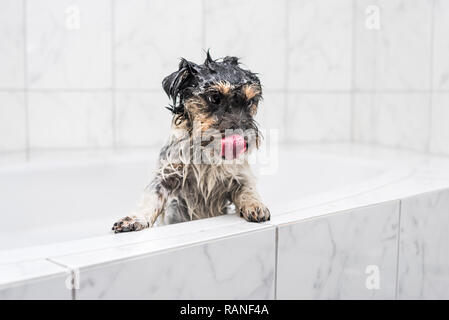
left=112, top=52, right=270, bottom=232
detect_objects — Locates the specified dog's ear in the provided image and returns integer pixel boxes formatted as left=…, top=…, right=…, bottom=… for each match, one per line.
left=162, top=58, right=197, bottom=107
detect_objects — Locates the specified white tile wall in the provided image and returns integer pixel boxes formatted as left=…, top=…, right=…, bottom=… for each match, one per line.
left=115, top=0, right=203, bottom=90
left=430, top=94, right=449, bottom=155
left=27, top=0, right=112, bottom=89
left=433, top=0, right=449, bottom=90
left=256, top=92, right=286, bottom=140
left=277, top=201, right=400, bottom=299
left=0, top=0, right=448, bottom=159
left=0, top=0, right=24, bottom=88
left=115, top=91, right=172, bottom=148
left=398, top=189, right=449, bottom=299
left=287, top=0, right=352, bottom=91
left=287, top=93, right=351, bottom=142
left=205, top=0, right=286, bottom=91
left=353, top=93, right=430, bottom=152
left=0, top=92, right=26, bottom=152
left=354, top=0, right=433, bottom=91
left=28, top=91, right=113, bottom=148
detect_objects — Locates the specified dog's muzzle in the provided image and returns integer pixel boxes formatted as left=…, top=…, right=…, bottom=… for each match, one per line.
left=221, top=134, right=247, bottom=160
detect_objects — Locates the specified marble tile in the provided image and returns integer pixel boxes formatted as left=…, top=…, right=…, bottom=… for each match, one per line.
left=353, top=93, right=430, bottom=152
left=115, top=91, right=172, bottom=148
left=204, top=0, right=286, bottom=91
left=398, top=188, right=449, bottom=299
left=286, top=93, right=351, bottom=142
left=429, top=93, right=449, bottom=155
left=115, top=0, right=202, bottom=89
left=256, top=92, right=286, bottom=141
left=0, top=260, right=71, bottom=300
left=354, top=0, right=433, bottom=90
left=0, top=92, right=26, bottom=152
left=288, top=0, right=352, bottom=90
left=27, top=0, right=111, bottom=89
left=28, top=91, right=113, bottom=149
left=55, top=228, right=275, bottom=299
left=0, top=0, right=24, bottom=88
left=433, top=0, right=449, bottom=90
left=277, top=201, right=400, bottom=299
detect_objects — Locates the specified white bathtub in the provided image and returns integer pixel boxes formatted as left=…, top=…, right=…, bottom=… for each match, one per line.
left=1, top=143, right=449, bottom=299
left=0, top=145, right=397, bottom=251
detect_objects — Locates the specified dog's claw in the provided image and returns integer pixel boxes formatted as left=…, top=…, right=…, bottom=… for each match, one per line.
left=239, top=204, right=270, bottom=223
left=112, top=216, right=149, bottom=233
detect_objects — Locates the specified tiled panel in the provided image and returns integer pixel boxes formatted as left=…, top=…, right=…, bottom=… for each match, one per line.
left=27, top=0, right=111, bottom=89
left=28, top=92, right=113, bottom=149
left=286, top=93, right=351, bottom=142
left=398, top=188, right=449, bottom=299
left=205, top=0, right=285, bottom=91
left=429, top=94, right=449, bottom=155
left=353, top=93, right=430, bottom=152
left=354, top=0, right=433, bottom=90
left=0, top=275, right=71, bottom=300
left=0, top=260, right=71, bottom=300
left=433, top=0, right=449, bottom=90
left=288, top=0, right=352, bottom=90
left=0, top=92, right=26, bottom=152
left=0, top=0, right=24, bottom=88
left=256, top=92, right=286, bottom=141
left=115, top=0, right=202, bottom=89
left=62, top=229, right=275, bottom=299
left=115, top=91, right=172, bottom=148
left=277, top=201, right=400, bottom=299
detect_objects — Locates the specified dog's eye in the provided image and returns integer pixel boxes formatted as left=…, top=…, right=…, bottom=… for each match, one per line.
left=208, top=93, right=221, bottom=105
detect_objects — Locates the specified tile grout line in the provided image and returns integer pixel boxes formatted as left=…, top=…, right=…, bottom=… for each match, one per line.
left=394, top=199, right=402, bottom=300
left=201, top=0, right=206, bottom=50
left=372, top=0, right=379, bottom=93
left=350, top=0, right=357, bottom=142
left=2, top=88, right=449, bottom=94
left=23, top=0, right=30, bottom=162
left=111, top=0, right=117, bottom=150
left=283, top=0, right=290, bottom=142
left=274, top=227, right=279, bottom=300
left=426, top=0, right=436, bottom=154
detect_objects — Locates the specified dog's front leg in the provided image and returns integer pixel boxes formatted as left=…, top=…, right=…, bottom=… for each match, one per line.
left=112, top=178, right=169, bottom=233
left=232, top=183, right=270, bottom=223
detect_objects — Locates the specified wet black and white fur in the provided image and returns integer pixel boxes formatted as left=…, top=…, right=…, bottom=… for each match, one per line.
left=112, top=52, right=270, bottom=233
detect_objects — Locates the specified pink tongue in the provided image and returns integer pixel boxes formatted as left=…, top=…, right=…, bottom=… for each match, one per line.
left=221, top=134, right=246, bottom=160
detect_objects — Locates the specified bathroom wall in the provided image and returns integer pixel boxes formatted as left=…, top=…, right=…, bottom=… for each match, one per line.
left=353, top=0, right=448, bottom=155
left=0, top=0, right=448, bottom=163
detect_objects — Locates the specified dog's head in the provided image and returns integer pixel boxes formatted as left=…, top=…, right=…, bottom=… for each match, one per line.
left=162, top=51, right=262, bottom=158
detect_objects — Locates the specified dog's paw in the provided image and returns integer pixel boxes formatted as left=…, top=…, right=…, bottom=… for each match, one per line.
left=239, top=203, right=271, bottom=223
left=112, top=216, right=149, bottom=233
